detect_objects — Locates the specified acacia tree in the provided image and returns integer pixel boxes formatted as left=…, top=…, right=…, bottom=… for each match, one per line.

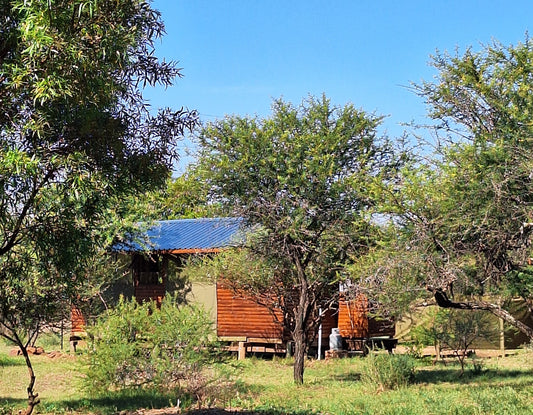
left=355, top=38, right=533, bottom=341
left=0, top=1, right=196, bottom=413
left=194, top=95, right=399, bottom=384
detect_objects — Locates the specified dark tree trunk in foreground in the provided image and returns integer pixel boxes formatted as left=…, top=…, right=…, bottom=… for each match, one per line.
left=21, top=346, right=40, bottom=415
left=293, top=333, right=306, bottom=385
left=9, top=333, right=40, bottom=415
left=293, top=278, right=310, bottom=385
left=432, top=288, right=533, bottom=340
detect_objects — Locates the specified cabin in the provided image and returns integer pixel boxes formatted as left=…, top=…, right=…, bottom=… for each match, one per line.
left=338, top=293, right=396, bottom=353
left=114, top=217, right=244, bottom=305
left=69, top=306, right=87, bottom=351
left=109, top=217, right=396, bottom=357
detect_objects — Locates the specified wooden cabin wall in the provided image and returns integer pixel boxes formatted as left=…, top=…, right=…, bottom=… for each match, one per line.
left=319, top=308, right=337, bottom=338
left=338, top=294, right=395, bottom=338
left=338, top=294, right=369, bottom=338
left=216, top=284, right=336, bottom=343
left=71, top=306, right=86, bottom=336
left=216, top=284, right=284, bottom=340
left=134, top=284, right=166, bottom=306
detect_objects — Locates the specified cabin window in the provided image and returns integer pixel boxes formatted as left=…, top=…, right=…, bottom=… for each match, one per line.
left=133, top=255, right=162, bottom=285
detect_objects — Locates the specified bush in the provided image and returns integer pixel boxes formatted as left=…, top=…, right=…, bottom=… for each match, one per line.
left=35, top=330, right=63, bottom=350
left=360, top=353, right=416, bottom=390
left=83, top=295, right=233, bottom=407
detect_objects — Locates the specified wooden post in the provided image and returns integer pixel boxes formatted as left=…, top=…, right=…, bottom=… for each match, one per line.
left=499, top=298, right=505, bottom=357
left=499, top=316, right=505, bottom=357
left=317, top=307, right=322, bottom=360
left=238, top=341, right=247, bottom=360
left=60, top=320, right=64, bottom=351
left=286, top=341, right=293, bottom=358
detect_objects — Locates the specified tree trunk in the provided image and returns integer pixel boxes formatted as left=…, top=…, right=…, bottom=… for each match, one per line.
left=293, top=328, right=306, bottom=385
left=433, top=341, right=441, bottom=365
left=432, top=289, right=533, bottom=340
left=14, top=337, right=40, bottom=415
left=292, top=261, right=310, bottom=385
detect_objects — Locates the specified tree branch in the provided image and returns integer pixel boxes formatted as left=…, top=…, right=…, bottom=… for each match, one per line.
left=0, top=168, right=55, bottom=257
left=430, top=288, right=533, bottom=339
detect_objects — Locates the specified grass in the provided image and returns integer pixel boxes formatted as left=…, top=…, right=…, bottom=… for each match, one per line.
left=1, top=342, right=533, bottom=415
left=0, top=342, right=82, bottom=411
left=230, top=353, right=533, bottom=415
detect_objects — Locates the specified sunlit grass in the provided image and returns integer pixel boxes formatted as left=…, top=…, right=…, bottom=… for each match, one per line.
left=232, top=352, right=533, bottom=415
left=0, top=342, right=82, bottom=408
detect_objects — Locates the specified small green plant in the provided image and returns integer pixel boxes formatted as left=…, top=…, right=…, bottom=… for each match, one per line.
left=403, top=341, right=424, bottom=359
left=410, top=308, right=449, bottom=362
left=470, top=356, right=486, bottom=376
left=411, top=307, right=495, bottom=374
left=0, top=402, right=15, bottom=415
left=440, top=309, right=494, bottom=375
left=360, top=353, right=416, bottom=391
left=35, top=330, right=63, bottom=350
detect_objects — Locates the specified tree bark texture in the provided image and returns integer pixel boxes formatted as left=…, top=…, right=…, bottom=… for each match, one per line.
left=293, top=257, right=310, bottom=385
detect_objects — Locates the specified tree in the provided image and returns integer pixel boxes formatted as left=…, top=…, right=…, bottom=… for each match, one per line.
left=0, top=1, right=197, bottom=413
left=133, top=168, right=225, bottom=220
left=439, top=309, right=493, bottom=376
left=356, top=37, right=533, bottom=343
left=411, top=308, right=493, bottom=373
left=194, top=95, right=399, bottom=384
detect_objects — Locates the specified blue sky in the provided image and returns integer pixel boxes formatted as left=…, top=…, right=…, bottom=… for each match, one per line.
left=145, top=0, right=533, bottom=171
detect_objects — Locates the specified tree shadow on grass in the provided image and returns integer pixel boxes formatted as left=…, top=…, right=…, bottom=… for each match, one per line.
left=0, top=397, right=25, bottom=407
left=329, top=372, right=361, bottom=383
left=62, top=393, right=189, bottom=414
left=415, top=367, right=532, bottom=385
left=0, top=398, right=315, bottom=415
left=58, top=385, right=307, bottom=415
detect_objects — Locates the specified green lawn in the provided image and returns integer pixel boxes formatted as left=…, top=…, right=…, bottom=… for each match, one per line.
left=1, top=342, right=533, bottom=415
left=233, top=354, right=533, bottom=414
left=0, top=345, right=83, bottom=413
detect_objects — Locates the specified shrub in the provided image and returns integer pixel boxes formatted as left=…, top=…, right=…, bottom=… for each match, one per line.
left=0, top=354, right=21, bottom=367
left=83, top=295, right=232, bottom=407
left=470, top=357, right=486, bottom=376
left=35, top=331, right=63, bottom=350
left=360, top=353, right=416, bottom=391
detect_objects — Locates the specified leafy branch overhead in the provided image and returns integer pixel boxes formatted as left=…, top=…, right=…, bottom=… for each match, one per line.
left=0, top=1, right=197, bottom=414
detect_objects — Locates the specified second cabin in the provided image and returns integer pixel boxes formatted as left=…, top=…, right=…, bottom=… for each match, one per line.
left=114, top=217, right=396, bottom=356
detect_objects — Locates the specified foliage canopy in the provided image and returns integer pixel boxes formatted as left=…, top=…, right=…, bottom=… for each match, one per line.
left=0, top=1, right=197, bottom=412
left=193, top=95, right=401, bottom=383
left=355, top=37, right=533, bottom=341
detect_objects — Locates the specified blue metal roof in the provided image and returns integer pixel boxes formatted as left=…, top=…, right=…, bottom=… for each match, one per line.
left=115, top=217, right=244, bottom=253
